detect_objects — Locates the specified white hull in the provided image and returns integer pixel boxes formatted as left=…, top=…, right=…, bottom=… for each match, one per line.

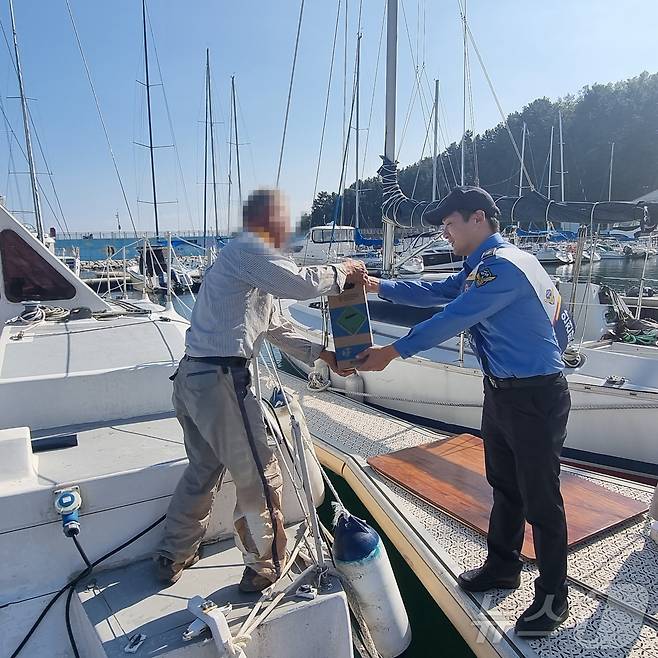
left=281, top=299, right=658, bottom=481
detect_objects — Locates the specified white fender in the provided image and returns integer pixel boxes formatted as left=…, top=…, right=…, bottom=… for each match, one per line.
left=333, top=513, right=411, bottom=657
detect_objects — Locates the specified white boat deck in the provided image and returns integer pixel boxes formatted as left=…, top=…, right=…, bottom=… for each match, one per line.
left=270, top=371, right=658, bottom=658
left=75, top=524, right=350, bottom=658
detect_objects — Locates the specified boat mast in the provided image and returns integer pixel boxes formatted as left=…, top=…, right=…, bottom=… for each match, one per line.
left=208, top=54, right=219, bottom=238
left=231, top=76, right=242, bottom=215
left=558, top=110, right=565, bottom=203
left=142, top=0, right=159, bottom=237
left=432, top=79, right=439, bottom=201
left=460, top=0, right=467, bottom=186
left=202, top=50, right=210, bottom=251
left=608, top=141, right=615, bottom=202
left=226, top=78, right=233, bottom=234
left=9, top=0, right=44, bottom=242
left=355, top=32, right=361, bottom=230
left=518, top=122, right=526, bottom=197
left=382, top=0, right=398, bottom=275
left=547, top=125, right=554, bottom=200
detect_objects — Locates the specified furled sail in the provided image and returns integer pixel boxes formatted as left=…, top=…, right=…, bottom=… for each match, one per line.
left=379, top=157, right=657, bottom=233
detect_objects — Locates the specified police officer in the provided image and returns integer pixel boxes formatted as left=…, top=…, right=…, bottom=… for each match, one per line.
left=157, top=188, right=366, bottom=592
left=358, top=183, right=574, bottom=637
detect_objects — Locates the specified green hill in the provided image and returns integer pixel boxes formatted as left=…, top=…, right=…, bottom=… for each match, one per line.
left=302, top=71, right=658, bottom=232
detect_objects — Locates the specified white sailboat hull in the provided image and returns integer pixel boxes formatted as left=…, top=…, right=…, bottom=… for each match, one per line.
left=281, top=300, right=658, bottom=481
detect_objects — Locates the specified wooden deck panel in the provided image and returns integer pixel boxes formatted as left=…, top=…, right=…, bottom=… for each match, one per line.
left=368, top=434, right=649, bottom=560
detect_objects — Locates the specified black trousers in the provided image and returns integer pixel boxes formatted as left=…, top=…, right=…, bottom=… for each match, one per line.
left=481, top=374, right=571, bottom=601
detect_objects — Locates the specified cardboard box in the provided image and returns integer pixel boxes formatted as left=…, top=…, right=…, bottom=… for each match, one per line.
left=328, top=283, right=373, bottom=369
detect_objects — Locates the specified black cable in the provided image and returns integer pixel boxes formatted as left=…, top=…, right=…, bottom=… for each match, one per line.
left=72, top=534, right=92, bottom=569
left=9, top=514, right=165, bottom=658
left=65, top=574, right=85, bottom=658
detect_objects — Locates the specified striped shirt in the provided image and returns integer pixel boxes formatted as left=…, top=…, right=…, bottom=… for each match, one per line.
left=186, top=232, right=346, bottom=364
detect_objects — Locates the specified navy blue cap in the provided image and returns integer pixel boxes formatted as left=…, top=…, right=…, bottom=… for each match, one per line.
left=428, top=186, right=500, bottom=225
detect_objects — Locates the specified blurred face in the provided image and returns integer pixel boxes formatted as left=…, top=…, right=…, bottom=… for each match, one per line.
left=265, top=193, right=290, bottom=248
left=442, top=209, right=490, bottom=256
left=246, top=190, right=290, bottom=248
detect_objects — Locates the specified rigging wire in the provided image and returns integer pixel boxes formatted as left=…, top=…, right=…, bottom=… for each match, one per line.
left=360, top=2, right=386, bottom=179
left=464, top=39, right=479, bottom=185
left=146, top=4, right=196, bottom=232
left=312, top=0, right=342, bottom=204
left=422, top=68, right=458, bottom=188
left=276, top=0, right=305, bottom=186
left=0, top=17, right=69, bottom=236
left=455, top=0, right=535, bottom=191
left=236, top=92, right=259, bottom=192
left=0, top=90, right=68, bottom=236
left=64, top=0, right=137, bottom=236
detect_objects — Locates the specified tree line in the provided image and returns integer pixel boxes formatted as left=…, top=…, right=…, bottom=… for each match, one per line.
left=301, top=71, right=658, bottom=232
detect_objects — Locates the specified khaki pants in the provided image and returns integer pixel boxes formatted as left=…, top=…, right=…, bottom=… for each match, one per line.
left=159, top=356, right=286, bottom=580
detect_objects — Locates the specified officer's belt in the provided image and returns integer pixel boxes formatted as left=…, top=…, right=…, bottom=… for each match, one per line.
left=486, top=372, right=563, bottom=390
left=185, top=355, right=249, bottom=368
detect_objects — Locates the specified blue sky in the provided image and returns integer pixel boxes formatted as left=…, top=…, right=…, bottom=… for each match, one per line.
left=0, top=0, right=656, bottom=235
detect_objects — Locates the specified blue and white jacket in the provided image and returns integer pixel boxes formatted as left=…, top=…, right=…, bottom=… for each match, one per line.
left=379, top=233, right=574, bottom=378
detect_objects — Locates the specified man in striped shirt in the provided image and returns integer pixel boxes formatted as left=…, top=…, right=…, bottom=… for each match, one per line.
left=157, top=188, right=366, bottom=592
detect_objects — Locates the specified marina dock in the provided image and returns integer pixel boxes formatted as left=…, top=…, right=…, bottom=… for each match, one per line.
left=271, top=370, right=657, bottom=658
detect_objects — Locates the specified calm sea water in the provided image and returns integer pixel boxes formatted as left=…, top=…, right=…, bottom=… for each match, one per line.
left=66, top=236, right=658, bottom=294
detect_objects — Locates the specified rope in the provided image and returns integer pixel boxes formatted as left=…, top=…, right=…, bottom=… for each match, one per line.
left=6, top=316, right=177, bottom=340
left=6, top=305, right=70, bottom=328
left=65, top=0, right=138, bottom=237
left=276, top=0, right=305, bottom=186
left=310, top=380, right=658, bottom=412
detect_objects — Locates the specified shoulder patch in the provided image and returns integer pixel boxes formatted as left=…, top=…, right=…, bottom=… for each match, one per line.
left=481, top=247, right=498, bottom=259
left=474, top=267, right=497, bottom=287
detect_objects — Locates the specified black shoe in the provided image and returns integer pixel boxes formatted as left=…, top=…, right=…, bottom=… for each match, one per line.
left=515, top=595, right=569, bottom=637
left=457, top=564, right=521, bottom=592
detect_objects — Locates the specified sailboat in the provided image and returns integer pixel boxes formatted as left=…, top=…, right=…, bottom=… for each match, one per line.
left=280, top=6, right=658, bottom=483
left=0, top=4, right=417, bottom=657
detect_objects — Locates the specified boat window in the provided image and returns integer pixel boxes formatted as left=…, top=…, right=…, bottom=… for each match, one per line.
left=0, top=229, right=76, bottom=302
left=311, top=228, right=354, bottom=244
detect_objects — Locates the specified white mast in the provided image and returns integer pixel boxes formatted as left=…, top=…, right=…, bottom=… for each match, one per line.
left=518, top=122, right=526, bottom=197
left=559, top=110, right=565, bottom=202
left=547, top=125, right=554, bottom=200
left=9, top=0, right=44, bottom=242
left=432, top=79, right=439, bottom=201
left=382, top=0, right=398, bottom=275
left=608, top=142, right=615, bottom=202
left=460, top=0, right=467, bottom=186
left=231, top=76, right=243, bottom=215
left=355, top=33, right=361, bottom=230
left=226, top=81, right=233, bottom=235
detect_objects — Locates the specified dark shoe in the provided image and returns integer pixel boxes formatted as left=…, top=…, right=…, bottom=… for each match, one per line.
left=155, top=552, right=200, bottom=585
left=515, top=595, right=569, bottom=637
left=457, top=564, right=521, bottom=592
left=239, top=567, right=275, bottom=593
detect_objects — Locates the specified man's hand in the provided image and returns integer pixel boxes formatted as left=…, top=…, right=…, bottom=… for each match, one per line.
left=341, top=258, right=368, bottom=286
left=356, top=344, right=399, bottom=371
left=365, top=276, right=380, bottom=294
left=319, top=349, right=356, bottom=377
